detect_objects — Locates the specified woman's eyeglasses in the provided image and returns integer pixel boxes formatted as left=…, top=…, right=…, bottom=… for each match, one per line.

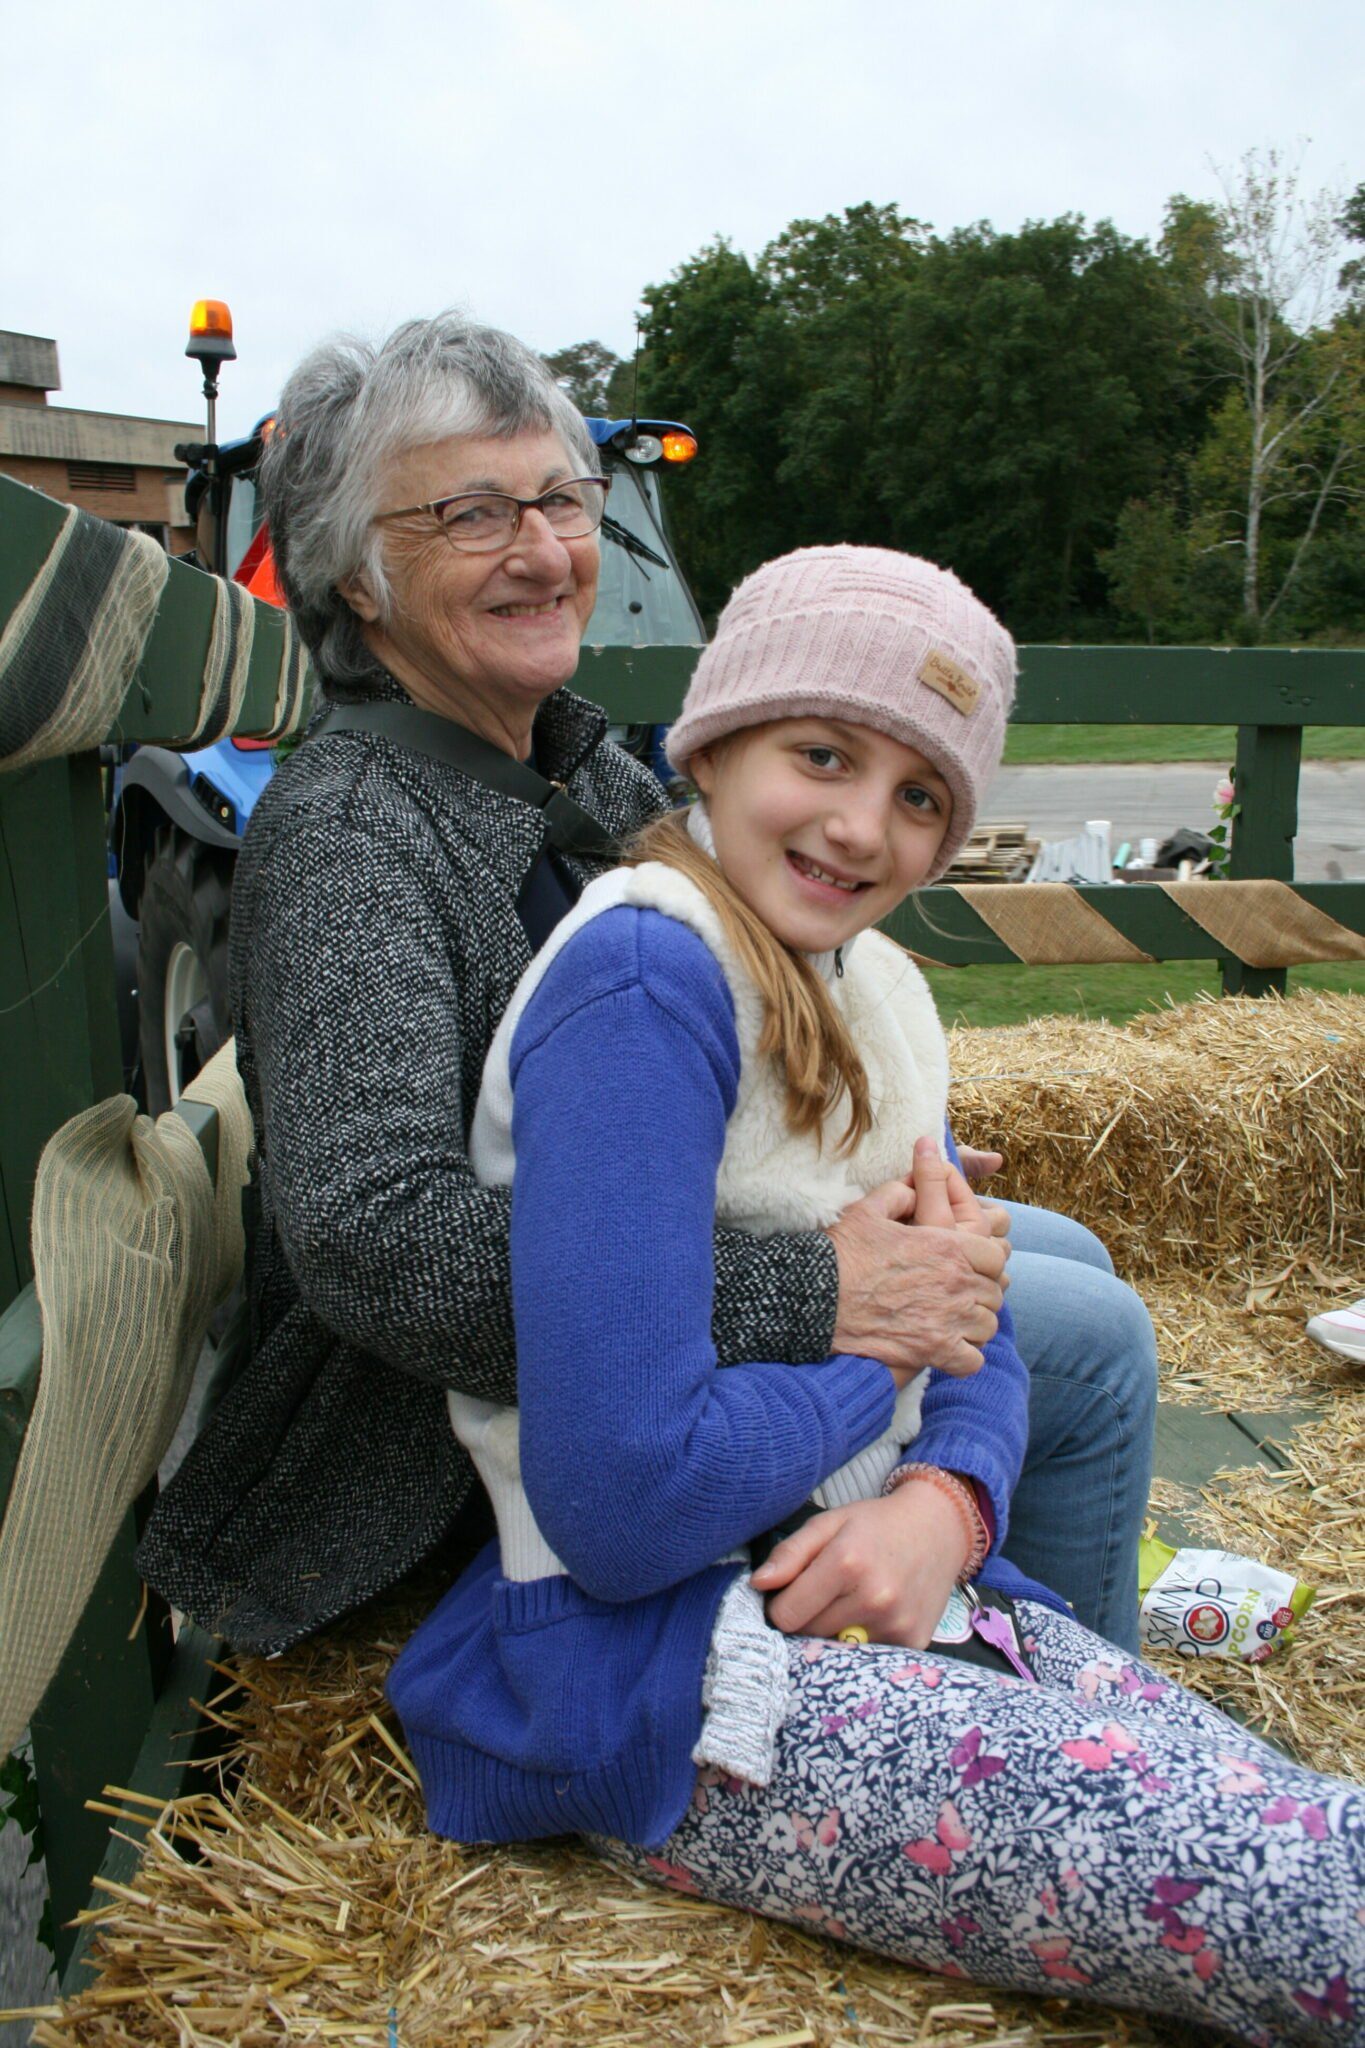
left=376, top=476, right=611, bottom=554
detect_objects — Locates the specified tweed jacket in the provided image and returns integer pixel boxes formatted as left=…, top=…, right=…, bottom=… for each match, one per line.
left=136, top=676, right=842, bottom=1653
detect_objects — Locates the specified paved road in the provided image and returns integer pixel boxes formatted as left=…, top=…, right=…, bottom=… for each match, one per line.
left=983, top=760, right=1365, bottom=880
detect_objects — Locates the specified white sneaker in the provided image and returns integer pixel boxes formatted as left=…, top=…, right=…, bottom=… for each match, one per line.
left=1306, top=1297, right=1365, bottom=1364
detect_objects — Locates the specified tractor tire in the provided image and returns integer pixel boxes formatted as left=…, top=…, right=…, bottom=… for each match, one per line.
left=136, top=828, right=236, bottom=1114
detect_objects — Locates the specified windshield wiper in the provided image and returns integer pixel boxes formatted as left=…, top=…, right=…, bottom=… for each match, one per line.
left=601, top=513, right=668, bottom=572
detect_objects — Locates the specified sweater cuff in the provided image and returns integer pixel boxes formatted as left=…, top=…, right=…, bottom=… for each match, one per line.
left=712, top=1224, right=841, bottom=1368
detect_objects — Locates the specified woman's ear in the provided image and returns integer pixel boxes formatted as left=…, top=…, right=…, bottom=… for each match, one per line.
left=337, top=566, right=381, bottom=623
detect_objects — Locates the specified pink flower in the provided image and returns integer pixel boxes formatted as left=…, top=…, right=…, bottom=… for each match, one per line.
left=645, top=1854, right=699, bottom=1893
left=1030, top=1936, right=1093, bottom=1985
left=1214, top=776, right=1236, bottom=809
left=1062, top=1737, right=1115, bottom=1771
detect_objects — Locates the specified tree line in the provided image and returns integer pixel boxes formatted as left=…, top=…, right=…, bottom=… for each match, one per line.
left=544, top=152, right=1365, bottom=644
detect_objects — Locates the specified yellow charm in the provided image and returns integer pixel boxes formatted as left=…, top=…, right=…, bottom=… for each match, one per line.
left=837, top=1624, right=870, bottom=1645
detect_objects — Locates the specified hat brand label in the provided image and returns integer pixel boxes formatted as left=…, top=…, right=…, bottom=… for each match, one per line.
left=919, top=650, right=980, bottom=715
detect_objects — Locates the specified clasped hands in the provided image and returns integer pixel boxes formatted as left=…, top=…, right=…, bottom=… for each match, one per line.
left=750, top=1138, right=1009, bottom=1649
left=829, top=1136, right=1009, bottom=1379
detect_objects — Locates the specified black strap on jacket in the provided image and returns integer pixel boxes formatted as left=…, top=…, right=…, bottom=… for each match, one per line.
left=312, top=698, right=616, bottom=861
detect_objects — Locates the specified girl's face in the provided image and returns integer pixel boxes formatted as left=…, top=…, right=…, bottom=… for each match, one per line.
left=690, top=717, right=953, bottom=954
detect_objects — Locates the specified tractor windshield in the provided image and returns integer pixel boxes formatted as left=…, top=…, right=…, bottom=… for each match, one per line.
left=224, top=474, right=262, bottom=579
left=587, top=461, right=704, bottom=648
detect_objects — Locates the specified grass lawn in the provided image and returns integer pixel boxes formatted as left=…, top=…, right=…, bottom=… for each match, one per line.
left=1002, top=723, right=1365, bottom=765
left=926, top=958, right=1365, bottom=1030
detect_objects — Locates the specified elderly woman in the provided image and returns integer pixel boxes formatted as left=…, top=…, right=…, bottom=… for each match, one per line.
left=139, top=314, right=1156, bottom=1658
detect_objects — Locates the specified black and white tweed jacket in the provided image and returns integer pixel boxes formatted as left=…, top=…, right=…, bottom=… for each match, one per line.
left=137, top=679, right=840, bottom=1653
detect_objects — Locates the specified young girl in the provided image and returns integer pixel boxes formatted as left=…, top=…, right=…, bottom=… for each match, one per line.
left=391, top=548, right=1365, bottom=2044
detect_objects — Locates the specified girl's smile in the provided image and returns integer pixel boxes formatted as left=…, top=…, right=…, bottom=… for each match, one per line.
left=690, top=717, right=953, bottom=953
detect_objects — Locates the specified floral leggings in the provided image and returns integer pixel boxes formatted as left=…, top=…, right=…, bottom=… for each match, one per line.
left=593, top=1605, right=1365, bottom=2046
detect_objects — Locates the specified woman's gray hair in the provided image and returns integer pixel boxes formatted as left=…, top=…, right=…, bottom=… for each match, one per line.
left=259, top=313, right=598, bottom=687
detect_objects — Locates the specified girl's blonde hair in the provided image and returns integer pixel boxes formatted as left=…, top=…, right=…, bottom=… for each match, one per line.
left=624, top=811, right=872, bottom=1155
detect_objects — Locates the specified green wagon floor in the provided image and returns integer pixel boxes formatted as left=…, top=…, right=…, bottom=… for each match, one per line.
left=1151, top=1399, right=1318, bottom=1550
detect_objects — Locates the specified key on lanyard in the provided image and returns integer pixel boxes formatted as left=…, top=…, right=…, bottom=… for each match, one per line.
left=964, top=1582, right=1037, bottom=1684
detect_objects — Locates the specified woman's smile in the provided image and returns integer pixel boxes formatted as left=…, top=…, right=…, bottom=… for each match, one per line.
left=488, top=596, right=568, bottom=618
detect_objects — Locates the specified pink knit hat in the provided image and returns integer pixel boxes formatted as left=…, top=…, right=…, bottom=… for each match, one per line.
left=665, top=546, right=1017, bottom=881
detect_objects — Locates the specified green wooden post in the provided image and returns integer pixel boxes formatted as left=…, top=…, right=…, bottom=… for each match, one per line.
left=1223, top=722, right=1302, bottom=996
left=29, top=1506, right=165, bottom=1976
left=0, top=753, right=123, bottom=1311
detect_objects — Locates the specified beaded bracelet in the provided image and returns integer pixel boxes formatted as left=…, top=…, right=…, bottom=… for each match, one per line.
left=882, top=1461, right=989, bottom=1578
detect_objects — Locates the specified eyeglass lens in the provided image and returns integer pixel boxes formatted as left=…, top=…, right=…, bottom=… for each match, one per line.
left=438, top=479, right=607, bottom=550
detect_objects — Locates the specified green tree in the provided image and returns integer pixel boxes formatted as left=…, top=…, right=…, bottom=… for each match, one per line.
left=759, top=203, right=927, bottom=548
left=634, top=239, right=798, bottom=618
left=541, top=339, right=621, bottom=416
left=1099, top=498, right=1192, bottom=642
left=1172, top=148, right=1357, bottom=633
left=1337, top=181, right=1365, bottom=302
left=880, top=217, right=1186, bottom=636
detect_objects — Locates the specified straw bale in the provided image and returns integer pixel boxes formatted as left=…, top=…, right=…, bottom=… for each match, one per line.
left=22, top=1595, right=1211, bottom=2048
left=947, top=990, right=1365, bottom=1288
left=18, top=994, right=1365, bottom=2048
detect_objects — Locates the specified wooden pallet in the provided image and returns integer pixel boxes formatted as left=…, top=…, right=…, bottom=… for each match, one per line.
left=941, top=821, right=1038, bottom=883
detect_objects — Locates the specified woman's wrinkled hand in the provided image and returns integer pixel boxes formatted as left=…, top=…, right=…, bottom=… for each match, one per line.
left=828, top=1172, right=1007, bottom=1380
left=749, top=1483, right=972, bottom=1649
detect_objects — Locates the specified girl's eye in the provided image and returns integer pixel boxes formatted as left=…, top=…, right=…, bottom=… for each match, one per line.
left=901, top=784, right=941, bottom=813
left=801, top=746, right=842, bottom=770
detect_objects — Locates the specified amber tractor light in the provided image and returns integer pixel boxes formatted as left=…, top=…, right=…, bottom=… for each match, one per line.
left=661, top=432, right=698, bottom=464
left=187, top=299, right=237, bottom=365
left=185, top=299, right=237, bottom=445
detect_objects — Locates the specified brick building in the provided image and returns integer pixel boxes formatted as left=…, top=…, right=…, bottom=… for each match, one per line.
left=0, top=330, right=199, bottom=553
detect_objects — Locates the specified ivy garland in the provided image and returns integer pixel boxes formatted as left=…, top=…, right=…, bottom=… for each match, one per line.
left=1, top=1747, right=56, bottom=1958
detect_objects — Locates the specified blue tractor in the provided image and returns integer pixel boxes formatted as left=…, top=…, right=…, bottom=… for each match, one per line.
left=110, top=307, right=704, bottom=1110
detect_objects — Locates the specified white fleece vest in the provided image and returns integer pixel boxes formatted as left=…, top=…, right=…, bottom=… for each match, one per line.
left=450, top=842, right=951, bottom=1584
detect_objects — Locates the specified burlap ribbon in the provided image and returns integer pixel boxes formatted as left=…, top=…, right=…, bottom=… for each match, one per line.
left=1157, top=879, right=1365, bottom=969
left=185, top=574, right=255, bottom=747
left=0, top=503, right=168, bottom=772
left=0, top=1043, right=253, bottom=1755
left=955, top=882, right=1154, bottom=964
left=0, top=496, right=311, bottom=764
left=936, top=880, right=1363, bottom=970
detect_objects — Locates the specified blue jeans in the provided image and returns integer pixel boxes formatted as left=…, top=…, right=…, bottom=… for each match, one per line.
left=994, top=1203, right=1157, bottom=1653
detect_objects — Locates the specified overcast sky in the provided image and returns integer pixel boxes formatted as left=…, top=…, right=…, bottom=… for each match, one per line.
left=4, top=0, right=1361, bottom=432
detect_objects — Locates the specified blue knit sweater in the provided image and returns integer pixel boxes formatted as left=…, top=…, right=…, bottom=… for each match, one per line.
left=389, top=906, right=1062, bottom=1849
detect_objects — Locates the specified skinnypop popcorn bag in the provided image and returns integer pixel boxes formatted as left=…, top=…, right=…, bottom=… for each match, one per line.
left=1138, top=1537, right=1315, bottom=1662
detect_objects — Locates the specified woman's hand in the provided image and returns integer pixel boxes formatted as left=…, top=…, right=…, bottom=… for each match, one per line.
left=828, top=1173, right=1007, bottom=1380
left=750, top=1481, right=972, bottom=1649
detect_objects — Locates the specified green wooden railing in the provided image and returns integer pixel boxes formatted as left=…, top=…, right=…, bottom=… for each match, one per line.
left=587, top=640, right=1365, bottom=1001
